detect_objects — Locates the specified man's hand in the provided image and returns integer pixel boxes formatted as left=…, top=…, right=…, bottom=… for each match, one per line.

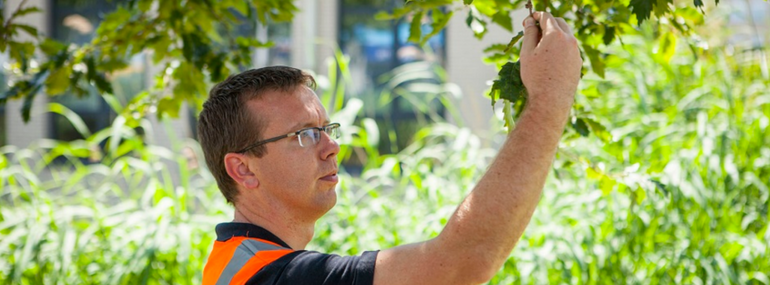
left=520, top=12, right=582, bottom=113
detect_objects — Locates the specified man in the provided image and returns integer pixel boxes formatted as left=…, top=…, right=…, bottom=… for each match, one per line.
left=199, top=12, right=582, bottom=285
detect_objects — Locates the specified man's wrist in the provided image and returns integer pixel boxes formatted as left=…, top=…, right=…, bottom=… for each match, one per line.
left=522, top=95, right=573, bottom=126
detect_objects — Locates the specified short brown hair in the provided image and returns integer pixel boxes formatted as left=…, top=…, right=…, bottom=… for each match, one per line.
left=197, top=66, right=316, bottom=204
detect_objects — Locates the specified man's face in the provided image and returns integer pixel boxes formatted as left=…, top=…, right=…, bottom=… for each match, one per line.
left=245, top=87, right=340, bottom=220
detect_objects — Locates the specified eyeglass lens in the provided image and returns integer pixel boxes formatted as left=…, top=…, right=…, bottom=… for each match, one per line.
left=297, top=125, right=339, bottom=147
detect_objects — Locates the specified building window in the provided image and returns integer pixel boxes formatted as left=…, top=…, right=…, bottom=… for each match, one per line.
left=0, top=65, right=6, bottom=146
left=50, top=0, right=146, bottom=141
left=339, top=0, right=447, bottom=153
left=728, top=0, right=769, bottom=47
left=1, top=0, right=7, bottom=145
left=266, top=21, right=293, bottom=66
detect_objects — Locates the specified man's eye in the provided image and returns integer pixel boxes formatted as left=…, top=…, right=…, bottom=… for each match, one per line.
left=302, top=129, right=318, bottom=139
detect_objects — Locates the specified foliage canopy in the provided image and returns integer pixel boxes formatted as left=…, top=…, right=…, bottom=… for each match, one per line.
left=2, top=0, right=716, bottom=134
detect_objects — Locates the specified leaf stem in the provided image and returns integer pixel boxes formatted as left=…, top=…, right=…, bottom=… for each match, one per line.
left=526, top=0, right=534, bottom=17
left=2, top=0, right=31, bottom=42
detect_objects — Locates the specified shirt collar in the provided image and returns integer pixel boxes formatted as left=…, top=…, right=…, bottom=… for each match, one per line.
left=214, top=222, right=293, bottom=249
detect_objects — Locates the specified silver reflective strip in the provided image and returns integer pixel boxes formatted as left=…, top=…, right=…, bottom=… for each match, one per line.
left=215, top=240, right=288, bottom=285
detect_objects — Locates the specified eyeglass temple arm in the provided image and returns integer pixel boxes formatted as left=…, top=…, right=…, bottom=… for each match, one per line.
left=236, top=133, right=296, bottom=153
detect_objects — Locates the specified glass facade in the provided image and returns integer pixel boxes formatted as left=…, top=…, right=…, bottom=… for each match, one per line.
left=339, top=0, right=445, bottom=83
left=266, top=22, right=292, bottom=67
left=728, top=0, right=769, bottom=47
left=339, top=0, right=447, bottom=152
left=0, top=0, right=6, bottom=146
left=0, top=59, right=5, bottom=147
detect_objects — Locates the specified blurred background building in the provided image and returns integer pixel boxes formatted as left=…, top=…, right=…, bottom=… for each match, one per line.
left=1, top=0, right=767, bottom=150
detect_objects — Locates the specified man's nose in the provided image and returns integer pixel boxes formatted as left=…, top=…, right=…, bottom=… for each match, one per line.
left=319, top=132, right=340, bottom=160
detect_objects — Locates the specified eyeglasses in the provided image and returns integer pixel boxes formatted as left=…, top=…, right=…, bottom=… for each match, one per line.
left=235, top=123, right=341, bottom=153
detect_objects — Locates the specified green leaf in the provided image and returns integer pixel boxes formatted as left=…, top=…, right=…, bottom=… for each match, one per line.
left=92, top=74, right=113, bottom=95
left=14, top=24, right=38, bottom=37
left=45, top=68, right=72, bottom=96
left=138, top=0, right=153, bottom=12
left=582, top=44, right=605, bottom=78
left=8, top=41, right=35, bottom=71
left=408, top=11, right=424, bottom=44
left=654, top=0, right=671, bottom=16
left=675, top=7, right=705, bottom=25
left=48, top=103, right=92, bottom=138
left=658, top=32, right=677, bottom=62
left=491, top=11, right=513, bottom=32
left=572, top=118, right=590, bottom=137
left=584, top=118, right=611, bottom=142
left=491, top=61, right=527, bottom=104
left=236, top=37, right=274, bottom=49
left=483, top=44, right=509, bottom=53
left=634, top=186, right=646, bottom=204
left=464, top=0, right=473, bottom=4
left=693, top=0, right=704, bottom=7
left=649, top=179, right=669, bottom=196
left=147, top=35, right=172, bottom=63
left=98, top=7, right=131, bottom=33
left=225, top=0, right=249, bottom=16
left=422, top=9, right=452, bottom=45
left=13, top=6, right=42, bottom=17
left=603, top=25, right=616, bottom=46
left=39, top=38, right=66, bottom=56
left=375, top=11, right=394, bottom=20
left=21, top=88, right=38, bottom=122
left=629, top=0, right=653, bottom=24
left=181, top=33, right=195, bottom=62
left=465, top=11, right=473, bottom=28
left=157, top=97, right=181, bottom=118
left=600, top=176, right=617, bottom=195
left=473, top=0, right=497, bottom=17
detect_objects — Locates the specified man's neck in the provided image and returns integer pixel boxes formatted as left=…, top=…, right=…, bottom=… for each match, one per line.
left=233, top=205, right=315, bottom=250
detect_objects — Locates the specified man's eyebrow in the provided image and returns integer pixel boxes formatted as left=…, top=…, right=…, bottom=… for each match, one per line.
left=287, top=120, right=329, bottom=133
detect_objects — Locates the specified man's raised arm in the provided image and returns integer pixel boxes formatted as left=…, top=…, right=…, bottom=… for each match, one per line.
left=373, top=12, right=583, bottom=285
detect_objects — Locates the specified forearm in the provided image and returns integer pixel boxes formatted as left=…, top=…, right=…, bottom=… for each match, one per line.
left=434, top=101, right=570, bottom=279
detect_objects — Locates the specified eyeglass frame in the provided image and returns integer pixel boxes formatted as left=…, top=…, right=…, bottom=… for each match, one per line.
left=234, top=122, right=341, bottom=154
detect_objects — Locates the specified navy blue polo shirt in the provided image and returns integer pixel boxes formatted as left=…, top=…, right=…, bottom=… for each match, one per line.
left=214, top=222, right=379, bottom=285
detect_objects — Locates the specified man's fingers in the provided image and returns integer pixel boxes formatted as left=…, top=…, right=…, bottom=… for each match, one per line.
left=555, top=18, right=572, bottom=35
left=520, top=16, right=541, bottom=58
left=534, top=11, right=564, bottom=35
left=522, top=12, right=565, bottom=58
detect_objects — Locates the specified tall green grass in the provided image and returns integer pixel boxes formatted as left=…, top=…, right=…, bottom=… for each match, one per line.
left=1, top=27, right=768, bottom=285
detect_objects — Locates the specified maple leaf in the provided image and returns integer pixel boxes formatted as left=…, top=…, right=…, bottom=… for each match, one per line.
left=491, top=61, right=527, bottom=106
left=629, top=0, right=653, bottom=24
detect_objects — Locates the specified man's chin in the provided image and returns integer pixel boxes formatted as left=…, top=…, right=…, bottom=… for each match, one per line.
left=308, top=193, right=337, bottom=220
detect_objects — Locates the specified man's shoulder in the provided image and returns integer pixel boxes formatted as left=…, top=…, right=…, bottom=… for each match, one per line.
left=249, top=250, right=379, bottom=285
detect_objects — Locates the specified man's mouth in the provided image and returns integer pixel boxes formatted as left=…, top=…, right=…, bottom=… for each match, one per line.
left=320, top=171, right=339, bottom=183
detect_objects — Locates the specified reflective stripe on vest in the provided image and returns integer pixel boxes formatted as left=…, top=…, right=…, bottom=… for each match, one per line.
left=203, top=236, right=294, bottom=285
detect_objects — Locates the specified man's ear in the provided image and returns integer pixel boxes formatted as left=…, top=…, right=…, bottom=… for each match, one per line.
left=223, top=153, right=260, bottom=189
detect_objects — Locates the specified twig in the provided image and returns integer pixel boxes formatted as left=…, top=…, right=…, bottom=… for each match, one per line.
left=526, top=0, right=534, bottom=17
left=2, top=0, right=30, bottom=42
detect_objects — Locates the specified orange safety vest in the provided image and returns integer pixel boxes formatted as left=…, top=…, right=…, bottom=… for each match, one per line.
left=203, top=236, right=294, bottom=285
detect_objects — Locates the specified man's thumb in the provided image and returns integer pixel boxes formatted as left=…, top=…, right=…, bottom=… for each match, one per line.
left=521, top=17, right=540, bottom=58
